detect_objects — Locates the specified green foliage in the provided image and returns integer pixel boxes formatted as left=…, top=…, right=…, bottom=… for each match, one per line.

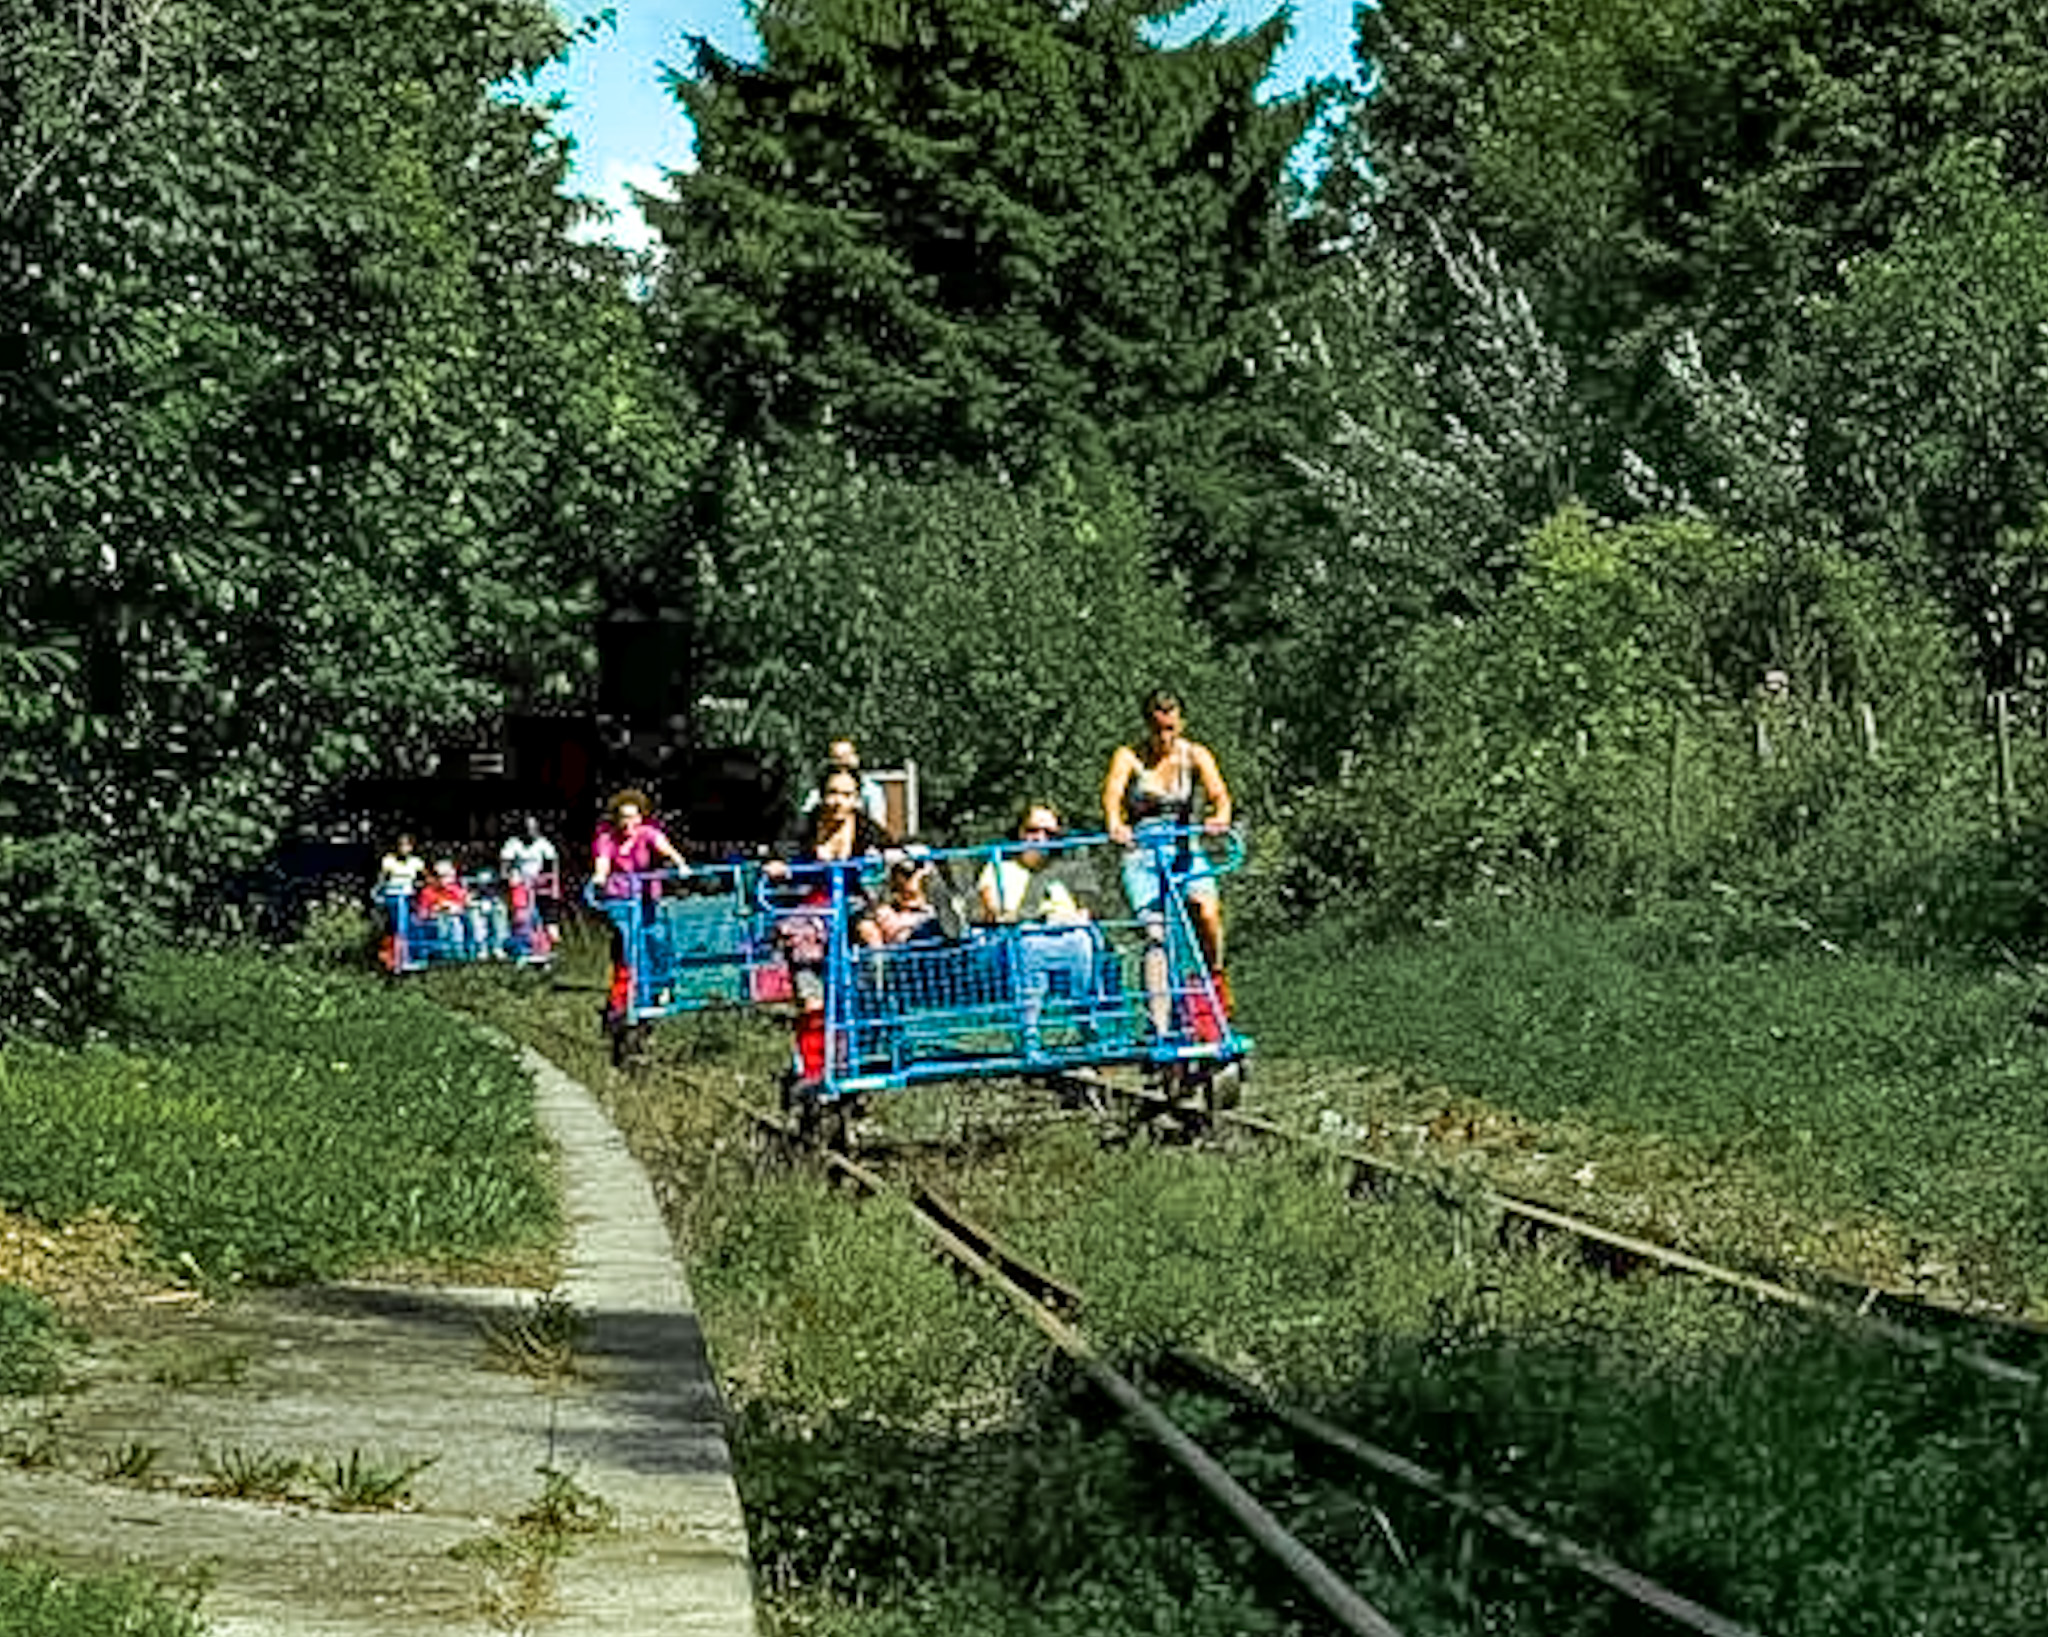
left=652, top=0, right=1323, bottom=468
left=0, top=1284, right=67, bottom=1397
left=1271, top=236, right=1592, bottom=760
left=0, top=0, right=694, bottom=1035
left=650, top=0, right=1338, bottom=638
left=0, top=835, right=135, bottom=1041
left=290, top=895, right=378, bottom=970
left=693, top=447, right=1244, bottom=833
left=475, top=969, right=2048, bottom=1635
left=1352, top=0, right=2048, bottom=430
left=1241, top=906, right=2048, bottom=1296
left=199, top=1446, right=304, bottom=1502
left=1259, top=505, right=1981, bottom=926
left=1805, top=138, right=2048, bottom=683
left=313, top=1446, right=437, bottom=1510
left=0, top=1560, right=204, bottom=1637
left=691, top=1162, right=1039, bottom=1424
left=0, top=948, right=558, bottom=1283
left=480, top=1288, right=583, bottom=1380
left=512, top=1464, right=616, bottom=1537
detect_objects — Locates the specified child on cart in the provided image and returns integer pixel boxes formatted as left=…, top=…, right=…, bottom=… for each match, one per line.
left=415, top=859, right=476, bottom=958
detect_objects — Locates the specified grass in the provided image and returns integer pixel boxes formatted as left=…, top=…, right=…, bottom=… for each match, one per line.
left=97, top=1439, right=160, bottom=1482
left=0, top=1559, right=205, bottom=1637
left=451, top=1464, right=618, bottom=1633
left=0, top=1285, right=67, bottom=1396
left=198, top=1445, right=304, bottom=1501
left=480, top=1288, right=583, bottom=1381
left=428, top=907, right=2048, bottom=1632
left=1237, top=904, right=2048, bottom=1308
left=0, top=945, right=561, bottom=1287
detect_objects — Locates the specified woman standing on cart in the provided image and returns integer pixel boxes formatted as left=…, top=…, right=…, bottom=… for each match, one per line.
left=591, top=788, right=691, bottom=1034
left=767, top=768, right=893, bottom=1091
left=1102, top=687, right=1234, bottom=1024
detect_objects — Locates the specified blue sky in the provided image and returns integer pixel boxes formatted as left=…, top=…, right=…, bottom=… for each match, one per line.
left=532, top=2, right=1365, bottom=250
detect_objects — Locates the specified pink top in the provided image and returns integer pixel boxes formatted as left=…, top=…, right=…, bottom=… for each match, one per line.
left=593, top=822, right=673, bottom=898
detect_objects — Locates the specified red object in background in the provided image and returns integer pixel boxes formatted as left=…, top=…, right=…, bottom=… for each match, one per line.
left=416, top=879, right=469, bottom=917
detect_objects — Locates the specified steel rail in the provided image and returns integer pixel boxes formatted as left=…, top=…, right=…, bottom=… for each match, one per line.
left=1173, top=1352, right=1769, bottom=1637
left=806, top=1135, right=1408, bottom=1637
left=1058, top=1069, right=2041, bottom=1346
left=1056, top=1070, right=2037, bottom=1391
left=725, top=1091, right=1769, bottom=1636
left=1210, top=1108, right=2041, bottom=1391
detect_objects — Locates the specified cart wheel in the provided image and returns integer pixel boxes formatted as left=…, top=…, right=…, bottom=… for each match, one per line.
left=610, top=1020, right=651, bottom=1071
left=791, top=1091, right=849, bottom=1154
left=1205, top=1059, right=1246, bottom=1117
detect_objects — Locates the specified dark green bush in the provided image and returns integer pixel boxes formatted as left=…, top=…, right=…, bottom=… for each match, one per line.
left=0, top=837, right=137, bottom=1045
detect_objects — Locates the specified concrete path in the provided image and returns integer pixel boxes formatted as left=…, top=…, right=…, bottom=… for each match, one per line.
left=0, top=1045, right=757, bottom=1636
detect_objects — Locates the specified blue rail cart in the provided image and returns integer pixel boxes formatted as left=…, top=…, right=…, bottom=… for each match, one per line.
left=761, top=828, right=1251, bottom=1128
left=584, top=864, right=778, bottom=1027
left=379, top=874, right=550, bottom=973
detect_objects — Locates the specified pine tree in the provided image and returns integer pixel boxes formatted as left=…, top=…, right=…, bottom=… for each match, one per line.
left=647, top=0, right=1333, bottom=592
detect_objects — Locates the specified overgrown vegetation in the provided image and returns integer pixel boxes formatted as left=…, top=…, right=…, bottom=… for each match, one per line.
left=0, top=947, right=559, bottom=1285
left=1239, top=904, right=2048, bottom=1308
left=0, top=1561, right=204, bottom=1637
left=13, top=0, right=2048, bottom=1627
left=0, top=1285, right=66, bottom=1397
left=0, top=0, right=690, bottom=1035
left=467, top=969, right=2048, bottom=1635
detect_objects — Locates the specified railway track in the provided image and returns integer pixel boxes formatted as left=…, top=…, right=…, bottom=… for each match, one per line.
left=722, top=1091, right=1770, bottom=1637
left=524, top=981, right=2044, bottom=1389
left=1050, top=1069, right=2047, bottom=1391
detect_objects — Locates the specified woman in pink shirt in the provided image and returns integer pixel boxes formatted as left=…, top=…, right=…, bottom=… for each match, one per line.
left=591, top=788, right=690, bottom=1029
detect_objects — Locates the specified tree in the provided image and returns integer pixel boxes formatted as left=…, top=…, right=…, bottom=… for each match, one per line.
left=1803, top=140, right=2048, bottom=691
left=1348, top=0, right=2048, bottom=487
left=1268, top=229, right=1592, bottom=763
left=646, top=0, right=1334, bottom=604
left=0, top=0, right=690, bottom=1032
left=690, top=444, right=1242, bottom=834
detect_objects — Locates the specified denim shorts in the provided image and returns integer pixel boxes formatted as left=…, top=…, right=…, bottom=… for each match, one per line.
left=1119, top=823, right=1218, bottom=918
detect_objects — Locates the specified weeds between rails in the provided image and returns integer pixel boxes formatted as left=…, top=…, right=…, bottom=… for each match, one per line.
left=749, top=1103, right=1765, bottom=1637
left=458, top=981, right=2048, bottom=1637
left=1270, top=1110, right=2048, bottom=1388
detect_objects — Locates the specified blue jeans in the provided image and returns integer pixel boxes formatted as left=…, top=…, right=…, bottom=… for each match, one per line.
left=1017, top=924, right=1096, bottom=1051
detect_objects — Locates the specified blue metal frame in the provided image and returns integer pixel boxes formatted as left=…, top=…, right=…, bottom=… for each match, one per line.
left=379, top=876, right=548, bottom=972
left=763, top=828, right=1251, bottom=1103
left=584, top=865, right=773, bottom=1023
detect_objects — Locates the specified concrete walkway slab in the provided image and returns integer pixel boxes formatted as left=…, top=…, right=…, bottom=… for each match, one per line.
left=0, top=1044, right=757, bottom=1636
